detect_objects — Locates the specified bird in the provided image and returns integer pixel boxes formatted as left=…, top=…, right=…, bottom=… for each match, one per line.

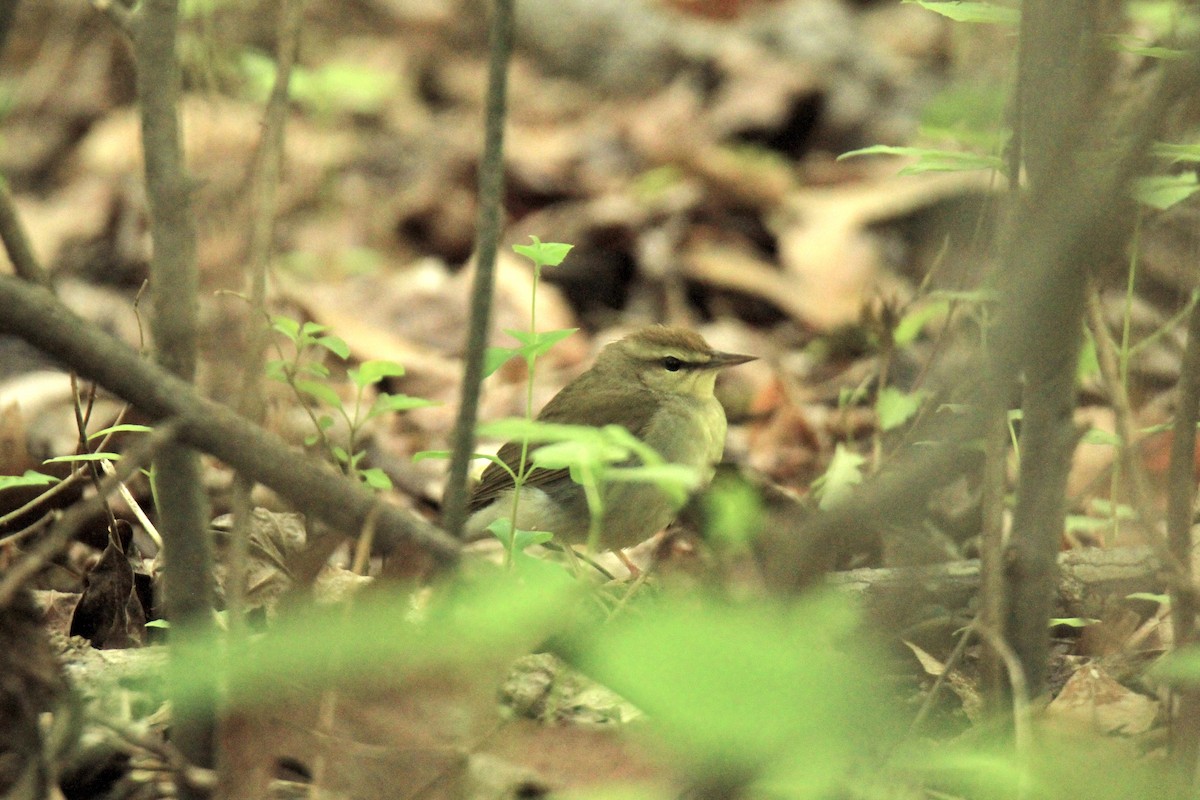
left=465, top=325, right=755, bottom=558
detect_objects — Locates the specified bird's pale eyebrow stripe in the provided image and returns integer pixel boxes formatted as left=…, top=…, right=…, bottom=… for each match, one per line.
left=676, top=359, right=710, bottom=370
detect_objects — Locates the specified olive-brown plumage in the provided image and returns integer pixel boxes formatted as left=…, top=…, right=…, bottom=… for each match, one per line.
left=466, top=326, right=755, bottom=551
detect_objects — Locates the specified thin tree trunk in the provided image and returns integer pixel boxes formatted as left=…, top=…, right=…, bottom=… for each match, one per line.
left=132, top=0, right=214, bottom=783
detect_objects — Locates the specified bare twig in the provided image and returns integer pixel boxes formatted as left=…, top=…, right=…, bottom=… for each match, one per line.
left=1085, top=286, right=1187, bottom=584
left=70, top=375, right=121, bottom=544
left=229, top=0, right=307, bottom=634
left=978, top=403, right=1009, bottom=709
left=237, top=0, right=305, bottom=426
left=906, top=622, right=977, bottom=738
left=130, top=0, right=214, bottom=778
left=999, top=4, right=1199, bottom=699
left=0, top=470, right=84, bottom=530
left=1003, top=0, right=1108, bottom=702
left=0, top=510, right=56, bottom=547
left=0, top=180, right=51, bottom=288
left=442, top=0, right=516, bottom=538
left=92, top=0, right=134, bottom=36
left=1166, top=294, right=1200, bottom=773
left=98, top=457, right=162, bottom=549
left=0, top=0, right=21, bottom=62
left=975, top=623, right=1032, bottom=800
left=93, top=717, right=217, bottom=793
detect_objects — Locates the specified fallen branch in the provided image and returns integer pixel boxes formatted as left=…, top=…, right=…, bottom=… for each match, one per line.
left=830, top=546, right=1162, bottom=629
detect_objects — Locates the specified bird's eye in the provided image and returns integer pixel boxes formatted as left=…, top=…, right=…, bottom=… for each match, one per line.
left=663, top=356, right=683, bottom=372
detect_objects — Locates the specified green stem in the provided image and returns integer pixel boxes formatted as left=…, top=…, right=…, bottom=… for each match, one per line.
left=1109, top=209, right=1142, bottom=538
left=506, top=261, right=544, bottom=558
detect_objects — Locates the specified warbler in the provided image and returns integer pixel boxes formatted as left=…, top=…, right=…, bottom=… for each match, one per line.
left=465, top=325, right=755, bottom=554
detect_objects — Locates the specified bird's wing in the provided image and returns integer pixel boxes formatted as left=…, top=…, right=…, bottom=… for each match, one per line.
left=467, top=381, right=657, bottom=513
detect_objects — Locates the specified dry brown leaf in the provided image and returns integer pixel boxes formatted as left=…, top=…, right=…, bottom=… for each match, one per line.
left=9, top=179, right=116, bottom=271
left=1067, top=406, right=1117, bottom=502
left=220, top=673, right=496, bottom=800
left=283, top=254, right=580, bottom=373
left=1045, top=663, right=1159, bottom=736
left=681, top=236, right=812, bottom=324
left=76, top=96, right=357, bottom=183
left=903, top=639, right=945, bottom=676
left=0, top=402, right=34, bottom=477
left=772, top=170, right=993, bottom=329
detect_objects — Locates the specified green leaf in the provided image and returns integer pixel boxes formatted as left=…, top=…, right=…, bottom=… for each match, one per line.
left=303, top=62, right=398, bottom=116
left=606, top=463, right=702, bottom=506
left=299, top=362, right=331, bottom=379
left=513, top=529, right=554, bottom=550
left=574, top=591, right=882, bottom=782
left=937, top=403, right=972, bottom=414
left=483, top=346, right=519, bottom=378
left=893, top=299, right=950, bottom=346
left=926, top=288, right=998, bottom=304
left=480, top=419, right=668, bottom=482
left=412, top=449, right=452, bottom=463
left=165, top=566, right=584, bottom=716
left=876, top=387, right=927, bottom=431
left=331, top=446, right=350, bottom=463
left=1127, top=592, right=1170, bottom=605
left=314, top=334, right=350, bottom=360
left=918, top=83, right=1010, bottom=148
left=599, top=423, right=666, bottom=467
left=368, top=393, right=439, bottom=420
left=87, top=423, right=154, bottom=440
left=181, top=0, right=236, bottom=18
left=513, top=236, right=574, bottom=267
left=351, top=360, right=405, bottom=387
left=359, top=468, right=393, bottom=491
left=838, top=145, right=1004, bottom=174
left=271, top=316, right=301, bottom=341
left=1077, top=328, right=1100, bottom=382
left=1108, top=34, right=1188, bottom=59
left=1065, top=514, right=1110, bottom=533
left=44, top=453, right=120, bottom=464
left=487, top=518, right=553, bottom=552
left=838, top=385, right=868, bottom=409
left=295, top=379, right=341, bottom=407
left=486, top=517, right=515, bottom=546
left=0, top=470, right=60, bottom=491
left=1088, top=498, right=1136, bottom=519
left=532, top=439, right=626, bottom=472
left=505, top=327, right=579, bottom=363
left=1128, top=1, right=1195, bottom=31
left=1080, top=427, right=1121, bottom=446
left=264, top=359, right=288, bottom=382
left=1153, top=645, right=1200, bottom=686
left=1050, top=617, right=1099, bottom=628
left=300, top=321, right=330, bottom=338
left=1133, top=173, right=1200, bottom=210
left=633, top=164, right=685, bottom=201
left=902, top=1, right=1019, bottom=24
left=480, top=418, right=608, bottom=449
left=811, top=444, right=865, bottom=511
left=702, top=474, right=763, bottom=551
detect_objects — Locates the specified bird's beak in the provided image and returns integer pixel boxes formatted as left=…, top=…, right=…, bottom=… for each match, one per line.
left=708, top=350, right=757, bottom=369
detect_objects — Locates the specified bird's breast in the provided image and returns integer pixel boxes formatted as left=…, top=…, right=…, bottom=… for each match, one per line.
left=643, top=395, right=728, bottom=480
